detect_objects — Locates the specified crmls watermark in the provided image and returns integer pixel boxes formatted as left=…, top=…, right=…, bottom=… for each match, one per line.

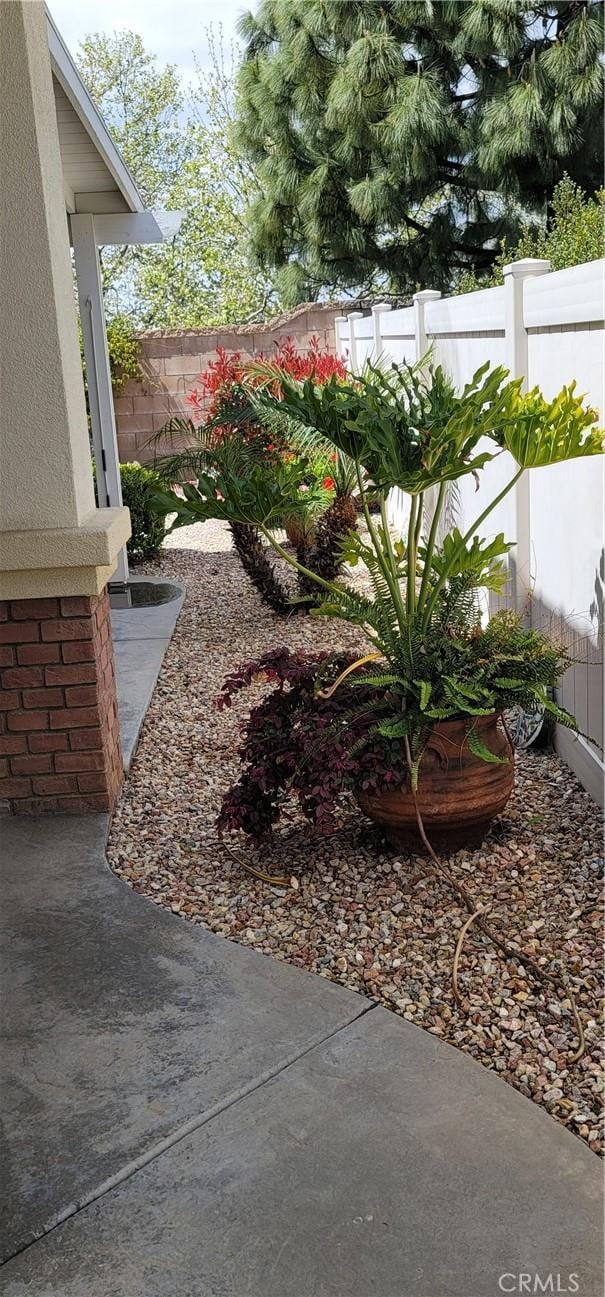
left=498, top=1276, right=580, bottom=1294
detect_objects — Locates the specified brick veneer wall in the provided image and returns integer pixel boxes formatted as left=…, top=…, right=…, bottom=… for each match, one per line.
left=0, top=591, right=123, bottom=814
left=114, top=302, right=343, bottom=465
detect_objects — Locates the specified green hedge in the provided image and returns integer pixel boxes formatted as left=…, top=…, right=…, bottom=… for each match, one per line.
left=120, top=462, right=167, bottom=563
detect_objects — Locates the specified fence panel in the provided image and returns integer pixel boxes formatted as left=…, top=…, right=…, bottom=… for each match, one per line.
left=524, top=264, right=605, bottom=778
left=425, top=289, right=514, bottom=558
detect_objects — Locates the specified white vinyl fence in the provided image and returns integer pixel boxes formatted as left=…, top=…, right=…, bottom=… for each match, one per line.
left=335, top=259, right=605, bottom=805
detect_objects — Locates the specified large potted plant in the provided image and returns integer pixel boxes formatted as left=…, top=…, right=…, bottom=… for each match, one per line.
left=156, top=360, right=603, bottom=850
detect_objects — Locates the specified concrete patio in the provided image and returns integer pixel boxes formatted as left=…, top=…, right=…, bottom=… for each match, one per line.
left=0, top=587, right=602, bottom=1297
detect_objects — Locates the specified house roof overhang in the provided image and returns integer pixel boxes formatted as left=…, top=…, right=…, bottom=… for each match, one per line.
left=47, top=5, right=144, bottom=217
left=46, top=7, right=182, bottom=245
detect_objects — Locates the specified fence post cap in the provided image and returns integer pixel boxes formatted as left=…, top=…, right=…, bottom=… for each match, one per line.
left=412, top=289, right=442, bottom=302
left=503, top=258, right=551, bottom=279
left=371, top=301, right=392, bottom=314
left=346, top=310, right=364, bottom=319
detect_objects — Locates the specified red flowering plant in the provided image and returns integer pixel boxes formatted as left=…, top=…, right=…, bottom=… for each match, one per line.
left=151, top=337, right=358, bottom=614
left=186, top=338, right=346, bottom=440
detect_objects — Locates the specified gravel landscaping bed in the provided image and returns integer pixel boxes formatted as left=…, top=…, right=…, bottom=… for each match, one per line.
left=108, top=521, right=604, bottom=1155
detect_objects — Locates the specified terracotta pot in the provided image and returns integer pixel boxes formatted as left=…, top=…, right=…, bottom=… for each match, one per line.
left=356, top=713, right=514, bottom=853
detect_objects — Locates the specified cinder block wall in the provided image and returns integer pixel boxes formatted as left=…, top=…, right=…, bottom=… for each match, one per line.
left=114, top=303, right=342, bottom=465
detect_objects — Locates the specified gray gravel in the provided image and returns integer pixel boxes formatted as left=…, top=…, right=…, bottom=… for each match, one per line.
left=108, top=520, right=604, bottom=1155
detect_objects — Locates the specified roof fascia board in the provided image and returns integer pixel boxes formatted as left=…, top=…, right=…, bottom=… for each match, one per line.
left=89, top=210, right=184, bottom=246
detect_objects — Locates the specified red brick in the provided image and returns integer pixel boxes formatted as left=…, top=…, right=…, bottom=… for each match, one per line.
left=57, top=793, right=111, bottom=813
left=0, top=758, right=8, bottom=778
left=17, top=643, right=60, bottom=665
left=77, top=772, right=107, bottom=792
left=61, top=640, right=96, bottom=663
left=0, top=604, right=7, bottom=622
left=0, top=622, right=39, bottom=644
left=69, top=727, right=104, bottom=751
left=50, top=706, right=99, bottom=730
left=11, top=753, right=53, bottom=775
left=0, top=691, right=19, bottom=710
left=32, top=774, right=79, bottom=796
left=45, top=663, right=97, bottom=686
left=28, top=732, right=69, bottom=753
left=7, top=710, right=48, bottom=731
left=15, top=797, right=61, bottom=814
left=23, top=687, right=63, bottom=709
left=41, top=618, right=94, bottom=642
left=0, top=647, right=14, bottom=667
left=55, top=751, right=105, bottom=773
left=1, top=666, right=43, bottom=688
left=0, top=735, right=27, bottom=755
left=10, top=598, right=59, bottom=620
left=60, top=596, right=94, bottom=616
left=64, top=684, right=98, bottom=707
left=0, top=776, right=32, bottom=798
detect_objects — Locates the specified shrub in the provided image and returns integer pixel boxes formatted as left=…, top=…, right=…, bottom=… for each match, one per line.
left=106, top=315, right=141, bottom=394
left=120, top=461, right=168, bottom=563
left=157, top=357, right=602, bottom=813
left=186, top=337, right=347, bottom=428
left=456, top=177, right=605, bottom=294
left=154, top=337, right=355, bottom=613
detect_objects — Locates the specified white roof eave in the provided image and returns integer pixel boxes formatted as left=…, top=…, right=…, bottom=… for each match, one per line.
left=46, top=6, right=145, bottom=215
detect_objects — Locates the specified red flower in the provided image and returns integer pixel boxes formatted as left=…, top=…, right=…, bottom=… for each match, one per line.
left=323, top=476, right=335, bottom=490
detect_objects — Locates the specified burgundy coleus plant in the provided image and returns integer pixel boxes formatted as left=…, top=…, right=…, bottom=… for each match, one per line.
left=216, top=648, right=409, bottom=840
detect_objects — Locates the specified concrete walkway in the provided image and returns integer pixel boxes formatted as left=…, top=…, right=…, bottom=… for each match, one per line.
left=1, top=587, right=602, bottom=1296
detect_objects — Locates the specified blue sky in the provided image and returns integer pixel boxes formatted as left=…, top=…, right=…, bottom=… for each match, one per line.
left=49, top=0, right=249, bottom=81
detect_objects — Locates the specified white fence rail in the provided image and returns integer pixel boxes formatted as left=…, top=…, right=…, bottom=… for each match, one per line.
left=335, top=259, right=605, bottom=805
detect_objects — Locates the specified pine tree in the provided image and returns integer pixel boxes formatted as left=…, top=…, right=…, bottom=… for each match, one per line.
left=236, top=0, right=604, bottom=303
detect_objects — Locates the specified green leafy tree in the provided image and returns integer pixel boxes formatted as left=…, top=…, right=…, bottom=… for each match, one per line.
left=236, top=0, right=604, bottom=303
left=137, top=34, right=275, bottom=327
left=77, top=29, right=274, bottom=325
left=457, top=175, right=605, bottom=293
left=77, top=32, right=189, bottom=313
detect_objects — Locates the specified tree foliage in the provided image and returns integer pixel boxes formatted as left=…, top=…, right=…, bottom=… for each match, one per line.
left=457, top=175, right=605, bottom=293
left=235, top=0, right=604, bottom=303
left=105, top=316, right=141, bottom=394
left=77, top=29, right=273, bottom=326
